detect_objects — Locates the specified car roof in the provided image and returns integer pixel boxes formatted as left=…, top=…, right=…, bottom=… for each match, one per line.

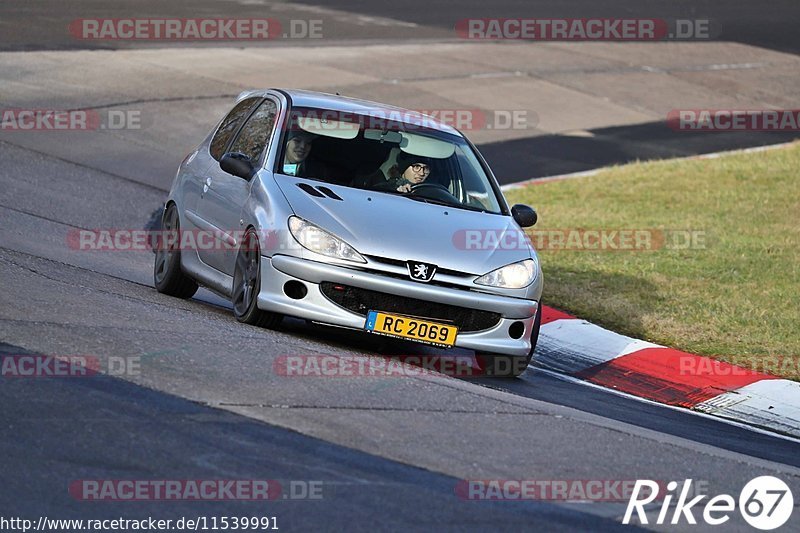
left=237, top=88, right=463, bottom=136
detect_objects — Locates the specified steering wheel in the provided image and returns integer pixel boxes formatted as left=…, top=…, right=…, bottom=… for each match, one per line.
left=409, top=182, right=460, bottom=203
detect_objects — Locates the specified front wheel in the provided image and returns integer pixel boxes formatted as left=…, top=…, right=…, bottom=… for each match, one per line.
left=232, top=228, right=282, bottom=329
left=476, top=304, right=542, bottom=378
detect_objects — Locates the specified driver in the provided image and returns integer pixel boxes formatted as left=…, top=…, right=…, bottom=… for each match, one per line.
left=367, top=152, right=432, bottom=193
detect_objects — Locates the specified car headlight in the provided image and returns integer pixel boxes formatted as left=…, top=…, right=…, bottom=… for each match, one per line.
left=288, top=216, right=366, bottom=263
left=474, top=258, right=537, bottom=289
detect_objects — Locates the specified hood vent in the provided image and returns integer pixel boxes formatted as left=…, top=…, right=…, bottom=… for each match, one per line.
left=317, top=186, right=343, bottom=201
left=296, top=182, right=344, bottom=201
left=296, top=183, right=325, bottom=198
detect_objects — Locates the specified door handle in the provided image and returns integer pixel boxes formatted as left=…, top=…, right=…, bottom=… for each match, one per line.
left=203, top=177, right=212, bottom=193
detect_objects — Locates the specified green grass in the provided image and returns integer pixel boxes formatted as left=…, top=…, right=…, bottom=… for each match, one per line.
left=505, top=143, right=800, bottom=380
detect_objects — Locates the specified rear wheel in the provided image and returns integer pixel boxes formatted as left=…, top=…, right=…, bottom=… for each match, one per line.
left=232, top=228, right=282, bottom=329
left=153, top=204, right=198, bottom=299
left=477, top=304, right=542, bottom=378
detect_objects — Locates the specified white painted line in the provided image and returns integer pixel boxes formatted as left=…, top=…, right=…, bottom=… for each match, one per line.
left=693, top=62, right=769, bottom=71
left=691, top=141, right=797, bottom=160
left=470, top=71, right=524, bottom=79
left=501, top=168, right=602, bottom=191
left=643, top=62, right=769, bottom=73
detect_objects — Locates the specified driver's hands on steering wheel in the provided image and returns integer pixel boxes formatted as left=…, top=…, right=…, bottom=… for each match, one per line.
left=396, top=183, right=412, bottom=193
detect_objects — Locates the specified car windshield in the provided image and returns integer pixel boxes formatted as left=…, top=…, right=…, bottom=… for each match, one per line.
left=275, top=106, right=505, bottom=214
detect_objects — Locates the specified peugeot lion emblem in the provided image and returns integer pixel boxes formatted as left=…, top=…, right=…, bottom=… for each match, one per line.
left=407, top=261, right=437, bottom=282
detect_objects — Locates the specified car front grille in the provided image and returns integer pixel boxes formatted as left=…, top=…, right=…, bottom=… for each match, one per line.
left=319, top=282, right=502, bottom=332
left=363, top=255, right=475, bottom=278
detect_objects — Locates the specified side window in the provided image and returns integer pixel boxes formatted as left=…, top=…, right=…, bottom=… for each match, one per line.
left=209, top=98, right=260, bottom=161
left=228, top=100, right=279, bottom=163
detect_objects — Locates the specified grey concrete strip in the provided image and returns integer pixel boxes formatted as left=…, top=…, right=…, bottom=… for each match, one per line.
left=2, top=41, right=799, bottom=189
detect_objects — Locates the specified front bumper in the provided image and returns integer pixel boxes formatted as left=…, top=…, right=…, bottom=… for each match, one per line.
left=257, top=255, right=538, bottom=357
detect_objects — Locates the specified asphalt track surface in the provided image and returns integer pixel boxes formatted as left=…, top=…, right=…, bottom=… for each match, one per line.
left=2, top=136, right=800, bottom=530
left=2, top=1, right=800, bottom=532
left=1, top=343, right=634, bottom=532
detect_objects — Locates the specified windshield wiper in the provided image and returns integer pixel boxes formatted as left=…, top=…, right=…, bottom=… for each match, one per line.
left=282, top=174, right=328, bottom=183
left=403, top=195, right=487, bottom=213
left=404, top=195, right=453, bottom=207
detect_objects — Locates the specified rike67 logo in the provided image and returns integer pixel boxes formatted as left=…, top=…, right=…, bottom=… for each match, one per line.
left=624, top=477, right=794, bottom=530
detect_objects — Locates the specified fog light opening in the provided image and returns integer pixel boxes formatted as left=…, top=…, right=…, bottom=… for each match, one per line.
left=508, top=321, right=525, bottom=339
left=284, top=280, right=308, bottom=300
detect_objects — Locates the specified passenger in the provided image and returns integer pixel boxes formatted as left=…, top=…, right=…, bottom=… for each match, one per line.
left=282, top=130, right=328, bottom=179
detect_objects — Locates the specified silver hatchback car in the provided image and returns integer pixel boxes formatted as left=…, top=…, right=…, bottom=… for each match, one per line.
left=154, top=89, right=542, bottom=377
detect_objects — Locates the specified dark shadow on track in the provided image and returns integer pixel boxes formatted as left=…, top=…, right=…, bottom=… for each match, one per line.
left=481, top=123, right=800, bottom=184
left=293, top=0, right=800, bottom=56
left=0, top=343, right=634, bottom=532
left=478, top=367, right=800, bottom=469
left=3, top=0, right=799, bottom=55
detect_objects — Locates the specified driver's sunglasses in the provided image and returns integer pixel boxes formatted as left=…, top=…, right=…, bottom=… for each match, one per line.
left=410, top=163, right=430, bottom=173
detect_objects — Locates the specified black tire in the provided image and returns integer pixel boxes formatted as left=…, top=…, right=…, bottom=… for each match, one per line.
left=477, top=304, right=542, bottom=378
left=153, top=204, right=199, bottom=299
left=232, top=228, right=282, bottom=329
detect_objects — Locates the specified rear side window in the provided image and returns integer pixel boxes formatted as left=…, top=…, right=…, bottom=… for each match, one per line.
left=209, top=97, right=260, bottom=160
left=228, top=99, right=279, bottom=163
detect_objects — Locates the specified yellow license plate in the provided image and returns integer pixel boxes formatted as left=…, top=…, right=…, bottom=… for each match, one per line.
left=365, top=311, right=458, bottom=348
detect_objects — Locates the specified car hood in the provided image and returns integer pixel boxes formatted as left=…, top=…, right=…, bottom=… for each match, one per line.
left=275, top=176, right=534, bottom=275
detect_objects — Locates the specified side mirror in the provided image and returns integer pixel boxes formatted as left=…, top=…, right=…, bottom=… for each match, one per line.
left=511, top=204, right=537, bottom=227
left=220, top=152, right=255, bottom=180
